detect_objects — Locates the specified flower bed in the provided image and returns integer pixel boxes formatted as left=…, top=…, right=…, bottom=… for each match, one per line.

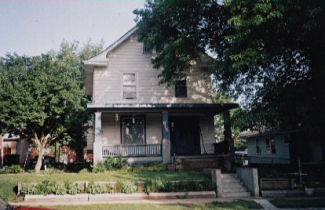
left=19, top=179, right=215, bottom=196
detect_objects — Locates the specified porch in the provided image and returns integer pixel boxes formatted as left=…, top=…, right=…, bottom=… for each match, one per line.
left=88, top=103, right=237, bottom=164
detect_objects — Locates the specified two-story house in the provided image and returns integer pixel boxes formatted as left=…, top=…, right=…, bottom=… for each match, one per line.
left=84, top=26, right=238, bottom=164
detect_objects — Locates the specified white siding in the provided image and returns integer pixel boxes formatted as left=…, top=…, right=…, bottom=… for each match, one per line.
left=247, top=135, right=290, bottom=164
left=92, top=34, right=212, bottom=105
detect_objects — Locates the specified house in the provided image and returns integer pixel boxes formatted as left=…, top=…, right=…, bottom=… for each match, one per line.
left=240, top=129, right=325, bottom=164
left=84, top=26, right=238, bottom=165
left=0, top=134, right=29, bottom=167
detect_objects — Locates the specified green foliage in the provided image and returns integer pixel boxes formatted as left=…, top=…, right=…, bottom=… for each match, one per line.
left=117, top=181, right=138, bottom=194
left=92, top=158, right=128, bottom=173
left=145, top=179, right=214, bottom=193
left=0, top=165, right=23, bottom=174
left=134, top=0, right=325, bottom=136
left=65, top=182, right=83, bottom=195
left=87, top=182, right=114, bottom=194
left=53, top=183, right=67, bottom=195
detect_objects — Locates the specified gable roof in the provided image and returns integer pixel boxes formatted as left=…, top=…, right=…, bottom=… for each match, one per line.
left=84, top=26, right=138, bottom=66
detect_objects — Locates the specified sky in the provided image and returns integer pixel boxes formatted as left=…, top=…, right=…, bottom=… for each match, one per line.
left=0, top=0, right=145, bottom=57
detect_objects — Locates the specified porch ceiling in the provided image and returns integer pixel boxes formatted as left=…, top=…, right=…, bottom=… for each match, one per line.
left=87, top=103, right=238, bottom=114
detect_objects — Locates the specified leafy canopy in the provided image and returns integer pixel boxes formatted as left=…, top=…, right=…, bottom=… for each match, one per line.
left=134, top=0, right=325, bottom=132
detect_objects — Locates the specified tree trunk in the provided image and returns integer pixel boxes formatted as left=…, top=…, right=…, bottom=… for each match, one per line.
left=35, top=146, right=44, bottom=173
left=33, top=132, right=50, bottom=173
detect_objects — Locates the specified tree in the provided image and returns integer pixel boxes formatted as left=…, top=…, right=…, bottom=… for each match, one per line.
left=54, top=40, right=103, bottom=162
left=0, top=54, right=86, bottom=172
left=134, top=1, right=325, bottom=136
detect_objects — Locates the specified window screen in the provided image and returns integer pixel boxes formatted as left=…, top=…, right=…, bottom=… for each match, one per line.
left=123, top=73, right=136, bottom=99
left=121, top=116, right=145, bottom=144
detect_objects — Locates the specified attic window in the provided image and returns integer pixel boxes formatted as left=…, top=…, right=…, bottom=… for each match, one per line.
left=175, top=80, right=187, bottom=98
left=123, top=73, right=136, bottom=99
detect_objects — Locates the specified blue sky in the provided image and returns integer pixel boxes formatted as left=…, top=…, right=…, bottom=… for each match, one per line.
left=0, top=0, right=145, bottom=56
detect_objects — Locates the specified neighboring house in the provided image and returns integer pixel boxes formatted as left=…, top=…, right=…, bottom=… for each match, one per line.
left=0, top=134, right=29, bottom=167
left=240, top=129, right=325, bottom=164
left=84, top=26, right=238, bottom=164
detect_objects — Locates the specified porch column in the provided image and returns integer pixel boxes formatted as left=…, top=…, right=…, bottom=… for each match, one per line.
left=162, top=111, right=171, bottom=163
left=93, top=111, right=103, bottom=164
left=223, top=110, right=234, bottom=153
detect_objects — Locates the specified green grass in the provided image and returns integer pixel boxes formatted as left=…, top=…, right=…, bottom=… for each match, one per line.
left=270, top=198, right=325, bottom=208
left=0, top=170, right=208, bottom=202
left=40, top=200, right=262, bottom=210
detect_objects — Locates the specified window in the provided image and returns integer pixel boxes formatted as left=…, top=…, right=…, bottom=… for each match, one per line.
left=256, top=139, right=261, bottom=155
left=271, top=137, right=276, bottom=154
left=265, top=137, right=271, bottom=153
left=123, top=73, right=136, bottom=99
left=121, top=116, right=145, bottom=144
left=266, top=136, right=276, bottom=154
left=175, top=80, right=187, bottom=98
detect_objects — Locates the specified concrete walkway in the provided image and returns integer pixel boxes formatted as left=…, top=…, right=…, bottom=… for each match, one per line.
left=0, top=198, right=8, bottom=210
left=254, top=199, right=278, bottom=210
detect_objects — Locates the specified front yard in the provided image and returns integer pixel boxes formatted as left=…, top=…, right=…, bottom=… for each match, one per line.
left=0, top=170, right=209, bottom=202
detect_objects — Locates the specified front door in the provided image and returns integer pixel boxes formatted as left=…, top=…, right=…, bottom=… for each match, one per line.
left=170, top=116, right=201, bottom=156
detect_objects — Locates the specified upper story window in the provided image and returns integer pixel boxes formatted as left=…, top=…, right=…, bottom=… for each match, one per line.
left=175, top=80, right=187, bottom=98
left=123, top=73, right=136, bottom=99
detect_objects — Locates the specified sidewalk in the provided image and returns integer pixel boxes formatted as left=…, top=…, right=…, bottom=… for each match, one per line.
left=0, top=198, right=8, bottom=210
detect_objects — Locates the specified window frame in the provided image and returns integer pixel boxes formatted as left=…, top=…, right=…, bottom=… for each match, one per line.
left=120, top=115, right=146, bottom=145
left=266, top=136, right=276, bottom=154
left=175, top=80, right=187, bottom=98
left=256, top=138, right=261, bottom=155
left=122, top=73, right=137, bottom=99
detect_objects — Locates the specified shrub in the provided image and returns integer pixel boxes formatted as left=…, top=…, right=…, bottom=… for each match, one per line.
left=0, top=165, right=24, bottom=174
left=65, top=182, right=83, bottom=195
left=53, top=183, right=66, bottom=195
left=117, top=181, right=138, bottom=193
left=92, top=157, right=128, bottom=173
left=104, top=157, right=128, bottom=170
left=92, top=162, right=106, bottom=173
left=145, top=178, right=172, bottom=193
left=21, top=183, right=38, bottom=195
left=35, top=180, right=56, bottom=195
left=87, top=182, right=108, bottom=194
left=145, top=179, right=215, bottom=193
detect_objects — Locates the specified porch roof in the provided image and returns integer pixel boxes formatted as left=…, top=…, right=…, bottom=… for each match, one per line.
left=87, top=103, right=238, bottom=114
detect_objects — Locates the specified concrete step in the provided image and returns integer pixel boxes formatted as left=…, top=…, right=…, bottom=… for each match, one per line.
left=222, top=191, right=251, bottom=198
left=223, top=182, right=245, bottom=189
left=221, top=178, right=242, bottom=184
left=222, top=186, right=248, bottom=193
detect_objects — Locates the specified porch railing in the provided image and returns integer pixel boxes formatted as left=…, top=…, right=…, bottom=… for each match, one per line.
left=102, top=144, right=162, bottom=157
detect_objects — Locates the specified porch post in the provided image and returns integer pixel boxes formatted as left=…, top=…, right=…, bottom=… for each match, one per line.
left=93, top=111, right=103, bottom=164
left=223, top=110, right=234, bottom=153
left=162, top=111, right=171, bottom=163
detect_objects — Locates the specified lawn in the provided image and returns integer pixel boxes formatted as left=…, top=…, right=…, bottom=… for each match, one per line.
left=270, top=198, right=325, bottom=208
left=0, top=170, right=208, bottom=202
left=39, top=200, right=262, bottom=210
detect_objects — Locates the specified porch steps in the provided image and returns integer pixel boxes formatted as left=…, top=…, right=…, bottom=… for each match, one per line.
left=221, top=173, right=251, bottom=198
